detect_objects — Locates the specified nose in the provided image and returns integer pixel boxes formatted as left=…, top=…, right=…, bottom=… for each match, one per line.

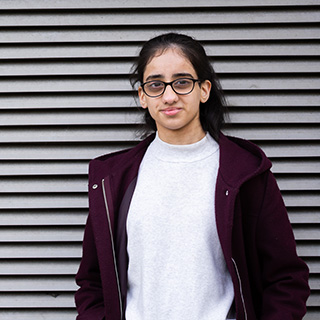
left=162, top=84, right=178, bottom=104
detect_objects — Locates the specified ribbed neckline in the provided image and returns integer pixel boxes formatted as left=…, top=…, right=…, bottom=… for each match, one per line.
left=148, top=132, right=219, bottom=163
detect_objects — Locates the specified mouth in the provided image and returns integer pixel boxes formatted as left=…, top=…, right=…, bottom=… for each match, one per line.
left=161, top=107, right=182, bottom=116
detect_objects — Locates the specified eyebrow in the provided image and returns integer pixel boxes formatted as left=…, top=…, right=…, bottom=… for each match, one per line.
left=145, top=74, right=163, bottom=81
left=145, top=72, right=195, bottom=82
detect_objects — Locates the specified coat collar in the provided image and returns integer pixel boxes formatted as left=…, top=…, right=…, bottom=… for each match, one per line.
left=94, top=131, right=271, bottom=191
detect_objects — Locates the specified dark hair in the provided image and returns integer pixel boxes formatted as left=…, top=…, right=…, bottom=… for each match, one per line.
left=130, top=32, right=228, bottom=141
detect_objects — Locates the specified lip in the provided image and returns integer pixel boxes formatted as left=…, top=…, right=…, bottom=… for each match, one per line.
left=161, top=107, right=182, bottom=116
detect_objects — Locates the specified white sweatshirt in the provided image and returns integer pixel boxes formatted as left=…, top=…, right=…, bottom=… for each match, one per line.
left=126, top=132, right=234, bottom=320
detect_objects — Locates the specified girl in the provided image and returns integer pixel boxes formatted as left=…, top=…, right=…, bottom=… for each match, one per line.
left=75, top=33, right=309, bottom=320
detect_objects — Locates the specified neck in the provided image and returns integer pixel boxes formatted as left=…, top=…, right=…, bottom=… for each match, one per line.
left=157, top=125, right=206, bottom=145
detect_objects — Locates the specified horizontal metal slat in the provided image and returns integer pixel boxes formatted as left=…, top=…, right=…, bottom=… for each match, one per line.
left=0, top=95, right=136, bottom=110
left=0, top=260, right=79, bottom=275
left=0, top=209, right=87, bottom=226
left=304, top=259, right=320, bottom=273
left=229, top=109, right=320, bottom=124
left=0, top=243, right=81, bottom=258
left=0, top=125, right=318, bottom=143
left=309, top=276, right=320, bottom=290
left=134, top=125, right=310, bottom=141
left=0, top=26, right=319, bottom=44
left=0, top=60, right=136, bottom=76
left=0, top=142, right=318, bottom=160
left=1, top=59, right=320, bottom=76
left=0, top=126, right=138, bottom=142
left=254, top=142, right=320, bottom=158
left=215, top=76, right=320, bottom=90
left=0, top=194, right=87, bottom=209
left=213, top=59, right=320, bottom=73
left=1, top=0, right=320, bottom=9
left=0, top=143, right=135, bottom=160
left=276, top=176, right=320, bottom=191
left=205, top=43, right=320, bottom=57
left=0, top=310, right=77, bottom=320
left=0, top=226, right=84, bottom=242
left=297, top=243, right=320, bottom=257
left=307, top=293, right=320, bottom=307
left=0, top=293, right=75, bottom=308
left=253, top=141, right=318, bottom=158
left=0, top=43, right=139, bottom=59
left=1, top=43, right=319, bottom=60
left=0, top=158, right=318, bottom=177
left=293, top=226, right=320, bottom=240
left=0, top=177, right=87, bottom=193
left=0, top=9, right=319, bottom=27
left=283, top=192, right=320, bottom=207
left=0, top=161, right=89, bottom=176
left=0, top=109, right=142, bottom=126
left=288, top=210, right=320, bottom=224
left=219, top=92, right=320, bottom=107
left=0, top=94, right=135, bottom=109
left=0, top=276, right=77, bottom=291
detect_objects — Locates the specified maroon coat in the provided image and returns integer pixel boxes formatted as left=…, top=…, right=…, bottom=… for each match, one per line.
left=75, top=133, right=309, bottom=320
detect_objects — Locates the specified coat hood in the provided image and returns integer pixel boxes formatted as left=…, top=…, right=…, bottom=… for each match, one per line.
left=218, top=133, right=272, bottom=189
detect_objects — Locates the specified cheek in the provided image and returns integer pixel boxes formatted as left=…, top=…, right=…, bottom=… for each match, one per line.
left=190, top=94, right=202, bottom=111
left=142, top=99, right=156, bottom=117
left=147, top=105, right=158, bottom=120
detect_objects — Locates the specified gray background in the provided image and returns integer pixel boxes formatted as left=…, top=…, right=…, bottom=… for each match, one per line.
left=0, top=0, right=319, bottom=319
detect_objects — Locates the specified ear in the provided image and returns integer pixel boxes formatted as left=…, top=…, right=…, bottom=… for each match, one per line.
left=138, top=86, right=148, bottom=109
left=200, top=80, right=211, bottom=103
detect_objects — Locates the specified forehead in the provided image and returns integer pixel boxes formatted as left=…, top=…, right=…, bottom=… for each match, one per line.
left=143, top=48, right=196, bottom=80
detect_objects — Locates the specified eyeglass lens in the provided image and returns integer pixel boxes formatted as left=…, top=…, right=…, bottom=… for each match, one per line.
left=143, top=78, right=196, bottom=97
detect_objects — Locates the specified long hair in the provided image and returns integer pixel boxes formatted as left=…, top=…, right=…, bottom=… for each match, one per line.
left=130, top=32, right=228, bottom=142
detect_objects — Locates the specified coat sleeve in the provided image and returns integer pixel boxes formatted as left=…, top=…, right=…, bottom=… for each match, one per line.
left=75, top=215, right=105, bottom=320
left=256, top=171, right=310, bottom=320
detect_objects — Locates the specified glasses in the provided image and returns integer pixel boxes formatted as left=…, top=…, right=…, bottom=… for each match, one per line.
left=141, top=78, right=201, bottom=98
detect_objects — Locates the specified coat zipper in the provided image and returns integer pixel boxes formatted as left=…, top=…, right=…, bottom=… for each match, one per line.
left=102, top=178, right=123, bottom=320
left=232, top=258, right=248, bottom=320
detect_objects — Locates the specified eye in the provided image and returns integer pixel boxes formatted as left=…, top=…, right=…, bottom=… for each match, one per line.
left=174, top=78, right=192, bottom=88
left=146, top=81, right=164, bottom=91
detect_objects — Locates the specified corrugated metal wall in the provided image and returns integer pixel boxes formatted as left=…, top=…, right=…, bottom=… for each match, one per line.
left=0, top=0, right=319, bottom=319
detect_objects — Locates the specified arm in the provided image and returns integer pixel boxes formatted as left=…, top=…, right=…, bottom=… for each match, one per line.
left=257, top=172, right=310, bottom=320
left=75, top=215, right=105, bottom=320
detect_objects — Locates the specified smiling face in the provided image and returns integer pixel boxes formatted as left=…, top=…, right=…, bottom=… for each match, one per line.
left=138, top=47, right=211, bottom=144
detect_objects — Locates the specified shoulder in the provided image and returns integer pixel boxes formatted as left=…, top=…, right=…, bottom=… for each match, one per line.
left=218, top=132, right=272, bottom=187
left=90, top=146, right=132, bottom=167
left=220, top=133, right=268, bottom=162
left=88, top=133, right=155, bottom=178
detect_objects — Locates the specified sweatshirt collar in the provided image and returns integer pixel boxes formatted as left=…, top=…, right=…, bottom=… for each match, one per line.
left=149, top=131, right=219, bottom=163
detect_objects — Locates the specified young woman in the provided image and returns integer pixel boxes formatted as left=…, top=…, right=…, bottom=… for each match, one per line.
left=75, top=33, right=310, bottom=320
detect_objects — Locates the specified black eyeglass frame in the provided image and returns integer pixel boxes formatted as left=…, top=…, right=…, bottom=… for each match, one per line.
left=141, top=78, right=202, bottom=98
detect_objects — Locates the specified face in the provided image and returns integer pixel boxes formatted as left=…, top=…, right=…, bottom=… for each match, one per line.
left=138, top=48, right=211, bottom=144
